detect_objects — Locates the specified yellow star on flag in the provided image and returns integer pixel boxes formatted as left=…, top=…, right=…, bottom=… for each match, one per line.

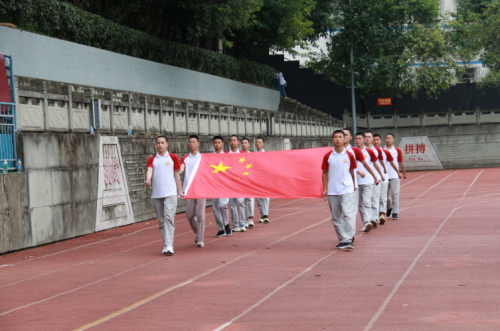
left=243, top=172, right=249, bottom=176
left=245, top=164, right=252, bottom=169
left=209, top=162, right=232, bottom=173
left=239, top=157, right=246, bottom=163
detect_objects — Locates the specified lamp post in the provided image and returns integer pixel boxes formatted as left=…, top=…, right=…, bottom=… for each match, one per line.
left=350, top=0, right=357, bottom=139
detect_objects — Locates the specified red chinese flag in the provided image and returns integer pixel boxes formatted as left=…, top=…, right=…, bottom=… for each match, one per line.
left=184, top=147, right=332, bottom=199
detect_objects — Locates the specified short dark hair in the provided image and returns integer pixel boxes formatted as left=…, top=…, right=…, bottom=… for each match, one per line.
left=241, top=137, right=250, bottom=144
left=373, top=134, right=381, bottom=139
left=189, top=134, right=200, bottom=142
left=156, top=135, right=168, bottom=143
left=229, top=135, right=239, bottom=140
left=332, top=130, right=345, bottom=138
left=342, top=128, right=352, bottom=135
left=355, top=132, right=365, bottom=138
left=255, top=136, right=265, bottom=143
left=364, top=130, right=373, bottom=137
left=386, top=133, right=395, bottom=138
left=213, top=135, right=224, bottom=142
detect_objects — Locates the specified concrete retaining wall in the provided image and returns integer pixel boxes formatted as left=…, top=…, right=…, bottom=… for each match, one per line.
left=0, top=26, right=279, bottom=112
left=0, top=133, right=331, bottom=254
left=366, top=124, right=500, bottom=169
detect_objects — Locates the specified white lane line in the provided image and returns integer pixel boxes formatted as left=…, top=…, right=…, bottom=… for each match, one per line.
left=4, top=199, right=304, bottom=267
left=0, top=202, right=328, bottom=316
left=213, top=232, right=365, bottom=331
left=400, top=192, right=500, bottom=212
left=73, top=212, right=333, bottom=330
left=400, top=172, right=435, bottom=188
left=0, top=199, right=314, bottom=288
left=362, top=169, right=484, bottom=331
left=402, top=171, right=458, bottom=208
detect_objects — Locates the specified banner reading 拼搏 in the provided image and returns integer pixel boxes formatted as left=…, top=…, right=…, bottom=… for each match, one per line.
left=398, top=136, right=443, bottom=171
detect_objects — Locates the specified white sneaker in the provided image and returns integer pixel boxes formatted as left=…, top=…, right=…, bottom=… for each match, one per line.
left=197, top=242, right=204, bottom=248
left=164, top=245, right=174, bottom=255
left=162, top=245, right=167, bottom=254
left=240, top=226, right=247, bottom=232
left=362, top=223, right=373, bottom=233
left=232, top=227, right=241, bottom=232
left=248, top=219, right=254, bottom=228
left=245, top=219, right=250, bottom=228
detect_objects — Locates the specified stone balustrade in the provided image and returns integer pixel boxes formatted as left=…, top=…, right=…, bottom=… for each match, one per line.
left=15, top=78, right=341, bottom=138
left=343, top=108, right=500, bottom=129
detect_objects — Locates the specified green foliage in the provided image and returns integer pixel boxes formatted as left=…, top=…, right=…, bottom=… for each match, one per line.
left=307, top=0, right=455, bottom=111
left=227, top=0, right=316, bottom=59
left=478, top=0, right=500, bottom=87
left=0, top=0, right=275, bottom=86
left=400, top=24, right=458, bottom=100
left=457, top=0, right=492, bottom=16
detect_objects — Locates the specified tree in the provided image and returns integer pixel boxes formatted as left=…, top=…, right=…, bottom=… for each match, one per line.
left=227, top=0, right=316, bottom=59
left=307, top=0, right=441, bottom=113
left=457, top=0, right=492, bottom=16
left=62, top=0, right=263, bottom=49
left=445, top=11, right=483, bottom=110
left=478, top=0, right=500, bottom=88
left=400, top=24, right=458, bottom=107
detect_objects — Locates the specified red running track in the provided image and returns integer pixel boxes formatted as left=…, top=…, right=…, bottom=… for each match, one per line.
left=1, top=168, right=499, bottom=330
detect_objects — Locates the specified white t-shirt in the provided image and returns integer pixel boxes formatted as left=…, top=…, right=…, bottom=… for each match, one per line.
left=384, top=146, right=403, bottom=180
left=366, top=146, right=382, bottom=181
left=147, top=152, right=181, bottom=198
left=321, top=148, right=357, bottom=195
left=345, top=145, right=363, bottom=188
left=357, top=147, right=378, bottom=185
left=181, top=152, right=201, bottom=192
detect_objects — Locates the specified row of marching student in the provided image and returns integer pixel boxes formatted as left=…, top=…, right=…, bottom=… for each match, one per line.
left=321, top=129, right=406, bottom=250
left=145, top=134, right=270, bottom=255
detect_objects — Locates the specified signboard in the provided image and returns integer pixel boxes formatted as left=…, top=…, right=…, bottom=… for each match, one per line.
left=377, top=98, right=392, bottom=106
left=398, top=136, right=443, bottom=171
left=95, top=136, right=134, bottom=231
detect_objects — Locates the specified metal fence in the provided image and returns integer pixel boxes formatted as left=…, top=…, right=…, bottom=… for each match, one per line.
left=1, top=54, right=17, bottom=171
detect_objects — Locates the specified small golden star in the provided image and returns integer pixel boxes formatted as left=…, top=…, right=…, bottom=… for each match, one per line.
left=243, top=172, right=249, bottom=176
left=239, top=157, right=245, bottom=163
left=209, top=162, right=231, bottom=173
left=245, top=164, right=252, bottom=169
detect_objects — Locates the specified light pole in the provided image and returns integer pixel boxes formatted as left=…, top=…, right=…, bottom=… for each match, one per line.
left=350, top=0, right=357, bottom=139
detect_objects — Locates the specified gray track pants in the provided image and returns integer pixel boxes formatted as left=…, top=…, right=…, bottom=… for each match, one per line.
left=230, top=198, right=245, bottom=228
left=358, top=184, right=373, bottom=225
left=257, top=198, right=270, bottom=218
left=245, top=198, right=255, bottom=219
left=379, top=181, right=389, bottom=215
left=185, top=199, right=206, bottom=242
left=328, top=192, right=355, bottom=243
left=212, top=198, right=229, bottom=231
left=351, top=189, right=359, bottom=237
left=371, top=182, right=381, bottom=221
left=152, top=195, right=178, bottom=248
left=387, top=178, right=401, bottom=213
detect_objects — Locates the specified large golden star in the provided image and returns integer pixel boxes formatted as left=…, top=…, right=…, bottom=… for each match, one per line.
left=209, top=162, right=232, bottom=173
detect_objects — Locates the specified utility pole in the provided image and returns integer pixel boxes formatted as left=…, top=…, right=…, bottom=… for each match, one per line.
left=350, top=0, right=357, bottom=139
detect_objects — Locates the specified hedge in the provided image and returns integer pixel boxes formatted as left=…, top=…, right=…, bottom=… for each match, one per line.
left=0, top=0, right=275, bottom=86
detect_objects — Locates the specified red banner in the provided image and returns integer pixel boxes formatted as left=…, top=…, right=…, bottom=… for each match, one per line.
left=0, top=53, right=11, bottom=103
left=377, top=98, right=391, bottom=106
left=184, top=147, right=332, bottom=199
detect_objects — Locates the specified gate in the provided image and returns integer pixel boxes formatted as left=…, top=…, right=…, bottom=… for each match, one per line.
left=0, top=54, right=17, bottom=171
